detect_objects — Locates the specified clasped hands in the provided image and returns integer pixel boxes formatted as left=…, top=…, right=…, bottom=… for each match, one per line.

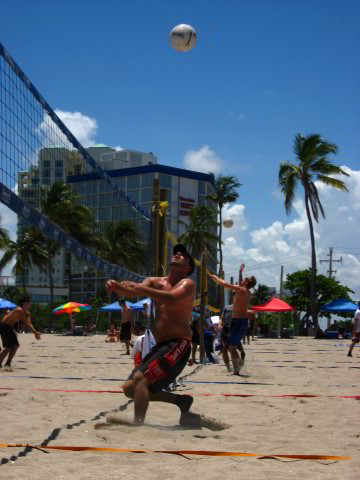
left=106, top=279, right=142, bottom=295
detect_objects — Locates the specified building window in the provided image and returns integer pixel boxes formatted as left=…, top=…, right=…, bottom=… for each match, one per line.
left=141, top=188, right=153, bottom=203
left=198, top=181, right=205, bottom=195
left=114, top=177, right=126, bottom=189
left=128, top=190, right=140, bottom=202
left=159, top=174, right=171, bottom=189
left=127, top=175, right=140, bottom=189
left=142, top=174, right=154, bottom=188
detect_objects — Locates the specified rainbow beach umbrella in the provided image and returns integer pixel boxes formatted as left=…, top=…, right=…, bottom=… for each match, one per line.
left=53, top=302, right=92, bottom=315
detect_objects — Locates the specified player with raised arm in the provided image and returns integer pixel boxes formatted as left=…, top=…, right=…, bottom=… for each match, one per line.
left=210, top=266, right=256, bottom=375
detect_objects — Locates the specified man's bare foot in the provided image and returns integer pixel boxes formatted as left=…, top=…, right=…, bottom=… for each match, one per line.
left=347, top=352, right=352, bottom=357
left=179, top=411, right=202, bottom=428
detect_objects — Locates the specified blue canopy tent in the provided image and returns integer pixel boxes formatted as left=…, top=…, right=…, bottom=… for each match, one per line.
left=0, top=298, right=17, bottom=309
left=127, top=298, right=151, bottom=311
left=320, top=298, right=358, bottom=339
left=100, top=301, right=123, bottom=312
left=321, top=298, right=358, bottom=313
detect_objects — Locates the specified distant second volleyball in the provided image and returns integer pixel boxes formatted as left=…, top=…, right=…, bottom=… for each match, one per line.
left=170, top=24, right=196, bottom=52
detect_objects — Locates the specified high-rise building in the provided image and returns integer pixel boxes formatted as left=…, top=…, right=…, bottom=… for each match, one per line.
left=16, top=146, right=218, bottom=305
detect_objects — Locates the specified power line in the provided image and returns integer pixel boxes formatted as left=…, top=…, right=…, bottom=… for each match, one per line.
left=225, top=255, right=310, bottom=275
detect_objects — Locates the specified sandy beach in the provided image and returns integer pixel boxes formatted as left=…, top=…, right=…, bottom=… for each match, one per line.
left=0, top=334, right=359, bottom=480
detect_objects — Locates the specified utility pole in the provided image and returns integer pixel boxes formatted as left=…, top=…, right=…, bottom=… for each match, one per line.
left=228, top=276, right=234, bottom=305
left=277, top=266, right=284, bottom=338
left=199, top=251, right=207, bottom=363
left=320, top=247, right=342, bottom=279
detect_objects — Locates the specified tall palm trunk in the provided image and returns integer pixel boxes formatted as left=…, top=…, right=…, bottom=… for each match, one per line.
left=47, top=240, right=54, bottom=326
left=218, top=205, right=223, bottom=276
left=22, top=269, right=26, bottom=291
left=304, top=187, right=318, bottom=334
left=66, top=251, right=72, bottom=301
left=217, top=206, right=224, bottom=311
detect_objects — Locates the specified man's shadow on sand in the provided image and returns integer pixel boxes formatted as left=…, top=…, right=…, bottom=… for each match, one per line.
left=94, top=412, right=229, bottom=432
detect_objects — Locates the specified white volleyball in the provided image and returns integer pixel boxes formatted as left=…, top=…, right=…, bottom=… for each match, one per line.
left=223, top=218, right=233, bottom=228
left=170, top=24, right=196, bottom=52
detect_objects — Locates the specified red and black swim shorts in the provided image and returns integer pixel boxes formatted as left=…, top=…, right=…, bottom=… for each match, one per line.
left=127, top=338, right=191, bottom=393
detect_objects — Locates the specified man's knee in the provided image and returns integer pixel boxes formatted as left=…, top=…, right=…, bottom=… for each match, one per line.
left=122, top=380, right=134, bottom=399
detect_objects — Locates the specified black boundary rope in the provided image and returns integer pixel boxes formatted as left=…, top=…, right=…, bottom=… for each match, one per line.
left=0, top=363, right=203, bottom=466
left=0, top=400, right=132, bottom=466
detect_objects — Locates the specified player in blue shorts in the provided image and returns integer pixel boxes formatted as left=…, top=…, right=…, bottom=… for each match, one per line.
left=210, top=270, right=256, bottom=375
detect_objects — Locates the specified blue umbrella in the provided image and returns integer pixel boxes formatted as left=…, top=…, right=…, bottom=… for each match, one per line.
left=321, top=298, right=358, bottom=313
left=0, top=298, right=17, bottom=309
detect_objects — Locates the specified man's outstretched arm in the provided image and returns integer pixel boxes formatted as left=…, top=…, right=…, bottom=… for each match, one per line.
left=209, top=274, right=246, bottom=293
left=108, top=278, right=195, bottom=305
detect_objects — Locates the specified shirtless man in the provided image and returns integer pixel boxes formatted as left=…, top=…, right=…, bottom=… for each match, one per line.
left=0, top=295, right=41, bottom=370
left=106, top=243, right=196, bottom=425
left=119, top=300, right=132, bottom=354
left=210, top=272, right=256, bottom=374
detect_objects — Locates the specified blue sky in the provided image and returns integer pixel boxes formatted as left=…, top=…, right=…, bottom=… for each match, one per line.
left=1, top=0, right=360, bottom=300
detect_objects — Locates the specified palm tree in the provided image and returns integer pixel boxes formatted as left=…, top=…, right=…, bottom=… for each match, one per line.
left=0, top=233, right=48, bottom=290
left=39, top=182, right=98, bottom=307
left=0, top=216, right=9, bottom=253
left=251, top=284, right=271, bottom=306
left=279, top=133, right=349, bottom=332
left=178, top=205, right=219, bottom=260
left=206, top=175, right=241, bottom=277
left=97, top=220, right=147, bottom=271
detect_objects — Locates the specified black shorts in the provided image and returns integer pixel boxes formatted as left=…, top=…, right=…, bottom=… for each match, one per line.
left=191, top=325, right=200, bottom=345
left=128, top=338, right=191, bottom=393
left=120, top=322, right=131, bottom=341
left=0, top=323, right=19, bottom=349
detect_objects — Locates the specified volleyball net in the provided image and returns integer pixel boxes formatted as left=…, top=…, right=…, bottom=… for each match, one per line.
left=0, top=42, right=150, bottom=282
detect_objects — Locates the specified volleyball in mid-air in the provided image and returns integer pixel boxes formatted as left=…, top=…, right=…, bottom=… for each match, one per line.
left=170, top=24, right=196, bottom=52
left=223, top=218, right=234, bottom=228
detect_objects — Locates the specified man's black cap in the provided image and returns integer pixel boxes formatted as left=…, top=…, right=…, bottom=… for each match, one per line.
left=173, top=244, right=195, bottom=276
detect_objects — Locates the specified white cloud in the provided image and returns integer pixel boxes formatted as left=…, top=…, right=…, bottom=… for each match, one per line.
left=55, top=110, right=98, bottom=147
left=183, top=145, right=223, bottom=174
left=221, top=166, right=360, bottom=298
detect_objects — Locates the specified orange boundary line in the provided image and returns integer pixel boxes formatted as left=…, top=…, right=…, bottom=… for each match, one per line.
left=0, top=444, right=351, bottom=460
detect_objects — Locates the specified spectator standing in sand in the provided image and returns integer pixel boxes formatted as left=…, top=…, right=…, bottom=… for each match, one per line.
left=210, top=271, right=256, bottom=374
left=189, top=311, right=200, bottom=365
left=106, top=243, right=196, bottom=425
left=347, top=301, right=360, bottom=357
left=246, top=310, right=256, bottom=345
left=119, top=300, right=132, bottom=354
left=0, top=295, right=41, bottom=370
